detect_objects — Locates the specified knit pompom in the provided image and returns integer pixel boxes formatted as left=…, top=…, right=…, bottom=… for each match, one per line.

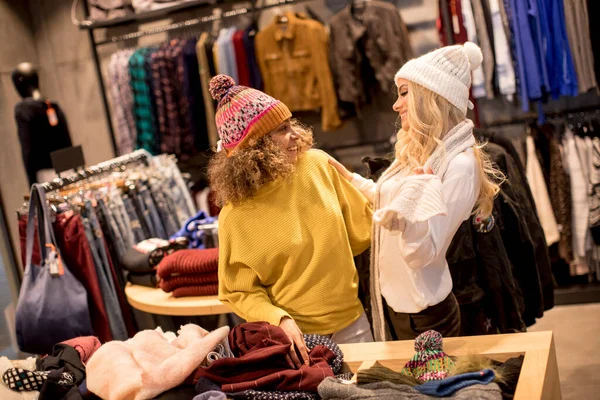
left=209, top=74, right=236, bottom=101
left=414, top=330, right=443, bottom=352
left=463, top=41, right=483, bottom=71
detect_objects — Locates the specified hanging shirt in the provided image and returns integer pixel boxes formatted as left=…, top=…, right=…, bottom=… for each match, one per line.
left=508, top=0, right=544, bottom=111
left=243, top=26, right=264, bottom=90
left=527, top=0, right=550, bottom=94
left=108, top=49, right=137, bottom=155
left=536, top=0, right=578, bottom=98
left=488, top=0, right=516, bottom=100
left=129, top=48, right=159, bottom=154
left=232, top=30, right=251, bottom=87
left=197, top=32, right=219, bottom=148
left=562, top=0, right=597, bottom=93
left=563, top=129, right=590, bottom=260
left=460, top=0, right=487, bottom=98
left=469, top=0, right=495, bottom=99
left=526, top=135, right=560, bottom=246
left=216, top=28, right=239, bottom=83
left=183, top=38, right=209, bottom=151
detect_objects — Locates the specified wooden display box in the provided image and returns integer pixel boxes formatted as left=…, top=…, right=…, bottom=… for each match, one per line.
left=338, top=331, right=561, bottom=400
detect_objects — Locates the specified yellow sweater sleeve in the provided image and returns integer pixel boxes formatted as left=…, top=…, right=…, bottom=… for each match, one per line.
left=324, top=154, right=373, bottom=256
left=218, top=215, right=291, bottom=326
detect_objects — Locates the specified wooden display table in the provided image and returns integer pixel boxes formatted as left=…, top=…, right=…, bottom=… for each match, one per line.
left=339, top=331, right=561, bottom=400
left=124, top=284, right=231, bottom=316
left=125, top=286, right=560, bottom=399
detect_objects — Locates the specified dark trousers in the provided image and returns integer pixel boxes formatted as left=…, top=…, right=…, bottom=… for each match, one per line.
left=385, top=292, right=461, bottom=340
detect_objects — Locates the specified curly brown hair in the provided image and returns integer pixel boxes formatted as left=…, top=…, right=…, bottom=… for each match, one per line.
left=208, top=119, right=314, bottom=206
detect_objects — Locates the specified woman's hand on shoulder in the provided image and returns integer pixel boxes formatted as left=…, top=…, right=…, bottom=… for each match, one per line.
left=411, top=167, right=434, bottom=175
left=325, top=153, right=353, bottom=181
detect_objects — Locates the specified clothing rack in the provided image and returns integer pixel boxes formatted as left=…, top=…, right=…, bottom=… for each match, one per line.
left=40, top=149, right=152, bottom=193
left=482, top=105, right=600, bottom=129
left=79, top=0, right=312, bottom=154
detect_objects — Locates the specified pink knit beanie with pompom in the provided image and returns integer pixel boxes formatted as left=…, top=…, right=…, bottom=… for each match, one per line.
left=209, top=75, right=291, bottom=154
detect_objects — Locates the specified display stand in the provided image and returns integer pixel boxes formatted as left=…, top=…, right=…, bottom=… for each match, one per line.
left=339, top=331, right=561, bottom=400
left=125, top=284, right=231, bottom=316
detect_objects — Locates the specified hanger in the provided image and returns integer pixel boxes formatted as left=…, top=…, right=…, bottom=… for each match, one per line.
left=350, top=0, right=370, bottom=20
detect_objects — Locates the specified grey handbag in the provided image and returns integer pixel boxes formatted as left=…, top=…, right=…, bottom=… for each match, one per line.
left=15, top=184, right=94, bottom=355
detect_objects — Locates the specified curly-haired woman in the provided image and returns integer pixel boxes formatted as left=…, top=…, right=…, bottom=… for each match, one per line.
left=207, top=75, right=374, bottom=367
left=329, top=43, right=505, bottom=341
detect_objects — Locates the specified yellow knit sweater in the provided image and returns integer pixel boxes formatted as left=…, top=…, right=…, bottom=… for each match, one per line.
left=218, top=150, right=372, bottom=335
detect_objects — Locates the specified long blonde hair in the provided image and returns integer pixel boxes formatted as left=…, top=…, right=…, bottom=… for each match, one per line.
left=394, top=81, right=504, bottom=218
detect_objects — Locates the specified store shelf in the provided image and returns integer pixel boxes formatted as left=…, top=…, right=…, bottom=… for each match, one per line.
left=554, top=282, right=600, bottom=306
left=79, top=0, right=220, bottom=30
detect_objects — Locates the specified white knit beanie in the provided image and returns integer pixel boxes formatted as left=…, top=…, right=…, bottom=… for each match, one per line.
left=394, top=42, right=484, bottom=115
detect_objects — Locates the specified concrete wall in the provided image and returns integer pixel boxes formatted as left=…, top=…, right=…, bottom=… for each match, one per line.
left=0, top=0, right=42, bottom=280
left=0, top=0, right=115, bottom=277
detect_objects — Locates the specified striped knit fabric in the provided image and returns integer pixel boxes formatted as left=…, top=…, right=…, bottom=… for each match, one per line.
left=160, top=272, right=219, bottom=293
left=172, top=284, right=219, bottom=298
left=209, top=75, right=291, bottom=153
left=401, top=330, right=455, bottom=381
left=157, top=248, right=218, bottom=279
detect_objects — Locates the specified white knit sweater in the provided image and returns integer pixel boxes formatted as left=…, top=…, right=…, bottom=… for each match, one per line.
left=351, top=121, right=480, bottom=341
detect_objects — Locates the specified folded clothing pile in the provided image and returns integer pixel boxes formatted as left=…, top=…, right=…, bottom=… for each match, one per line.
left=1, top=336, right=102, bottom=400
left=122, top=238, right=189, bottom=288
left=194, top=322, right=337, bottom=394
left=157, top=248, right=219, bottom=297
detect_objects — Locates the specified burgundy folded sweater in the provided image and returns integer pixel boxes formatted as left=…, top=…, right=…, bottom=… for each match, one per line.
left=157, top=248, right=218, bottom=279
left=172, top=284, right=219, bottom=298
left=160, top=272, right=219, bottom=293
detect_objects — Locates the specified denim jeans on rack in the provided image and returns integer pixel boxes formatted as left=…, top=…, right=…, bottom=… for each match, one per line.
left=108, top=191, right=135, bottom=250
left=166, top=177, right=190, bottom=226
left=82, top=201, right=128, bottom=341
left=97, top=199, right=127, bottom=264
left=130, top=189, right=155, bottom=239
left=139, top=186, right=167, bottom=239
left=122, top=195, right=147, bottom=244
left=150, top=185, right=179, bottom=237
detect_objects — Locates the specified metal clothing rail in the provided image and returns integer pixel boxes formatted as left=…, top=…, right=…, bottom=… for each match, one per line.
left=41, top=149, right=152, bottom=193
left=96, top=0, right=307, bottom=45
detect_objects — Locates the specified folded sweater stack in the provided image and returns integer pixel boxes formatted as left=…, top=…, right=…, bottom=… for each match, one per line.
left=157, top=249, right=219, bottom=297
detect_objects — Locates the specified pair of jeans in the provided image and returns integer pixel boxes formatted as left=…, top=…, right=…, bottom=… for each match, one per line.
left=123, top=195, right=147, bottom=244
left=161, top=158, right=196, bottom=220
left=97, top=199, right=127, bottom=263
left=165, top=176, right=190, bottom=227
left=130, top=189, right=155, bottom=239
left=139, top=186, right=167, bottom=239
left=108, top=191, right=135, bottom=250
left=82, top=201, right=128, bottom=341
left=95, top=200, right=128, bottom=292
left=150, top=183, right=179, bottom=237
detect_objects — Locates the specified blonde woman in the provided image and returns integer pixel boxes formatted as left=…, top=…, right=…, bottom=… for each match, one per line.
left=329, top=42, right=504, bottom=341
